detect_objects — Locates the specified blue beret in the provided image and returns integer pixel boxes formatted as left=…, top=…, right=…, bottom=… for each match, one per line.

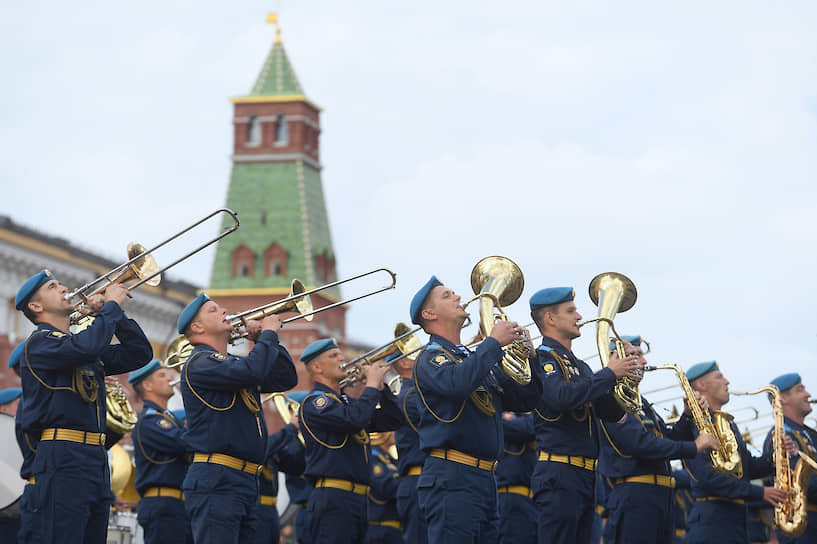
left=171, top=409, right=186, bottom=422
left=15, top=269, right=54, bottom=311
left=410, top=276, right=443, bottom=325
left=8, top=342, right=25, bottom=369
left=770, top=373, right=801, bottom=393
left=0, top=388, right=22, bottom=406
left=386, top=352, right=403, bottom=363
left=286, top=390, right=310, bottom=404
left=529, top=287, right=575, bottom=310
left=177, top=293, right=212, bottom=334
left=686, top=361, right=719, bottom=382
left=128, top=359, right=163, bottom=385
left=300, top=338, right=339, bottom=364
left=610, top=335, right=641, bottom=352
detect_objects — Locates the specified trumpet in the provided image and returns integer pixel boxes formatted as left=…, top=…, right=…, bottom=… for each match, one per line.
left=68, top=208, right=240, bottom=325
left=338, top=322, right=423, bottom=394
left=264, top=392, right=305, bottom=447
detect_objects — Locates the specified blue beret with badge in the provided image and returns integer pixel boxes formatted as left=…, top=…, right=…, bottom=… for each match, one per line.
left=686, top=361, right=719, bottom=382
left=8, top=342, right=25, bottom=369
left=300, top=338, right=339, bottom=364
left=770, top=373, right=801, bottom=393
left=529, top=287, right=575, bottom=310
left=171, top=409, right=186, bottom=422
left=0, top=387, right=22, bottom=406
left=287, top=390, right=310, bottom=404
left=128, top=359, right=163, bottom=385
left=410, top=276, right=443, bottom=325
left=15, top=269, right=54, bottom=311
left=610, top=335, right=641, bottom=352
left=177, top=292, right=212, bottom=334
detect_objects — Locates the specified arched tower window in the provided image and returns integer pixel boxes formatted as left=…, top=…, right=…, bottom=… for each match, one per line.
left=264, top=242, right=288, bottom=277
left=231, top=245, right=256, bottom=278
left=274, top=114, right=288, bottom=145
left=247, top=115, right=262, bottom=146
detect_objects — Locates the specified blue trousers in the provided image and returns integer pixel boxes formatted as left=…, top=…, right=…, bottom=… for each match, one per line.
left=183, top=464, right=260, bottom=544
left=686, top=500, right=747, bottom=544
left=18, top=482, right=39, bottom=543
left=295, top=503, right=311, bottom=544
left=417, top=457, right=499, bottom=543
left=605, top=483, right=674, bottom=544
left=307, top=487, right=367, bottom=544
left=396, top=475, right=427, bottom=544
left=138, top=495, right=193, bottom=544
left=532, top=462, right=595, bottom=544
left=497, top=490, right=537, bottom=543
left=365, top=522, right=402, bottom=544
left=255, top=503, right=280, bottom=544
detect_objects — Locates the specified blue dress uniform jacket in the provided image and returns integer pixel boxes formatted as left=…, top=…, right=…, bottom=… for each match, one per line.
left=180, top=330, right=297, bottom=544
left=15, top=397, right=38, bottom=543
left=300, top=382, right=403, bottom=544
left=683, top=413, right=772, bottom=544
left=133, top=400, right=191, bottom=544
left=598, top=396, right=698, bottom=544
left=672, top=468, right=693, bottom=543
left=20, top=301, right=152, bottom=544
left=413, top=335, right=541, bottom=543
left=496, top=413, right=537, bottom=544
left=531, top=336, right=624, bottom=544
left=365, top=445, right=402, bottom=544
left=762, top=417, right=817, bottom=544
left=256, top=423, right=305, bottom=544
left=394, top=378, right=428, bottom=544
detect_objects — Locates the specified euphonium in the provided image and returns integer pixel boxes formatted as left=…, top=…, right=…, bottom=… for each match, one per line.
left=581, top=272, right=642, bottom=415
left=732, top=386, right=817, bottom=537
left=463, top=256, right=531, bottom=385
left=106, top=382, right=138, bottom=434
left=645, top=364, right=742, bottom=477
left=265, top=392, right=305, bottom=448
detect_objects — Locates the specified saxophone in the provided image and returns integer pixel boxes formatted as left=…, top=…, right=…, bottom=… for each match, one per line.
left=732, top=386, right=817, bottom=537
left=645, top=364, right=742, bottom=477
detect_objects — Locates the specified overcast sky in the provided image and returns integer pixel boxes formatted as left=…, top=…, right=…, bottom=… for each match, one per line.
left=3, top=2, right=816, bottom=434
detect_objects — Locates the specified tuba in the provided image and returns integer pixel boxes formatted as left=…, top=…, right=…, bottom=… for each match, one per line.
left=580, top=272, right=642, bottom=415
left=732, top=386, right=817, bottom=537
left=645, top=364, right=742, bottom=477
left=106, top=382, right=138, bottom=434
left=463, top=257, right=531, bottom=385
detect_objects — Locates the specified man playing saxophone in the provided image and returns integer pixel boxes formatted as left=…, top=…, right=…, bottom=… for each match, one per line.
left=762, top=373, right=817, bottom=543
left=682, top=362, right=788, bottom=544
left=598, top=336, right=720, bottom=544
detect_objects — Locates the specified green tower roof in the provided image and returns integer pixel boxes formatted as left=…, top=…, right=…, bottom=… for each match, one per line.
left=249, top=27, right=303, bottom=98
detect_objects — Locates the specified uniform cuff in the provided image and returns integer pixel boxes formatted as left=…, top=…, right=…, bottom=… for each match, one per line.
left=680, top=441, right=699, bottom=459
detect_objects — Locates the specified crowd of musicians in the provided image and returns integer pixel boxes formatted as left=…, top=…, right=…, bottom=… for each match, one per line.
left=2, top=265, right=817, bottom=544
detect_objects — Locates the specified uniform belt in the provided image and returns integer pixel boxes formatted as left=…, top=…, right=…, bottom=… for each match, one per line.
left=614, top=474, right=676, bottom=488
left=595, top=505, right=605, bottom=515
left=40, top=428, right=105, bottom=446
left=315, top=477, right=369, bottom=495
left=26, top=477, right=35, bottom=485
left=368, top=520, right=402, bottom=529
left=429, top=448, right=497, bottom=471
left=143, top=487, right=184, bottom=500
left=497, top=485, right=533, bottom=498
left=192, top=453, right=262, bottom=475
left=695, top=496, right=745, bottom=505
left=675, top=529, right=686, bottom=537
left=259, top=495, right=277, bottom=506
left=807, top=503, right=817, bottom=513
left=538, top=451, right=597, bottom=471
left=406, top=465, right=423, bottom=476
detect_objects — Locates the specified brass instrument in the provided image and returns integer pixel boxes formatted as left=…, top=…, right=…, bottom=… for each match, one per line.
left=110, top=444, right=140, bottom=504
left=264, top=392, right=305, bottom=447
left=645, top=364, right=742, bottom=477
left=228, top=278, right=314, bottom=342
left=579, top=272, right=641, bottom=415
left=338, top=322, right=423, bottom=394
left=106, top=382, right=138, bottom=434
left=462, top=256, right=531, bottom=385
left=732, top=386, right=817, bottom=537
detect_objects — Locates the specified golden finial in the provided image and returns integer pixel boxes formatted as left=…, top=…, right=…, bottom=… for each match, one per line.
left=267, top=12, right=282, bottom=44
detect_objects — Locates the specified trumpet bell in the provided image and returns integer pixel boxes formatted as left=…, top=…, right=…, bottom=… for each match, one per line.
left=165, top=335, right=193, bottom=370
left=470, top=256, right=524, bottom=308
left=291, top=279, right=314, bottom=322
left=125, top=242, right=161, bottom=288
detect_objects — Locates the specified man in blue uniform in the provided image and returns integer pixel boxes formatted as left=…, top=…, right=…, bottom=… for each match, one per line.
left=178, top=292, right=298, bottom=544
left=528, top=286, right=640, bottom=544
left=9, top=342, right=39, bottom=544
left=16, top=269, right=153, bottom=543
left=0, top=385, right=23, bottom=542
left=298, top=337, right=403, bottom=544
left=496, top=411, right=537, bottom=543
left=410, top=276, right=542, bottom=543
left=671, top=468, right=693, bottom=543
left=366, top=432, right=402, bottom=543
left=683, top=361, right=787, bottom=544
left=391, top=350, right=428, bottom=544
left=280, top=391, right=311, bottom=544
left=762, top=372, right=817, bottom=543
left=129, top=359, right=192, bottom=544
left=598, top=336, right=719, bottom=544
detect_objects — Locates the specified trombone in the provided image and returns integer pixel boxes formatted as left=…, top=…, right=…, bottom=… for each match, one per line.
left=67, top=208, right=240, bottom=321
left=228, top=278, right=313, bottom=342
left=338, top=323, right=423, bottom=394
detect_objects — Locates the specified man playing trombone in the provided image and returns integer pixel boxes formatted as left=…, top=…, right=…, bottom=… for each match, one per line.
left=177, top=292, right=298, bottom=544
left=298, top=337, right=403, bottom=544
left=409, top=276, right=542, bottom=543
left=14, top=269, right=153, bottom=544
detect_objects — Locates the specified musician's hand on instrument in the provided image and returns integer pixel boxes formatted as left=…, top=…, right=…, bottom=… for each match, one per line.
left=520, top=328, right=535, bottom=357
left=104, top=284, right=129, bottom=306
left=490, top=320, right=519, bottom=348
left=290, top=411, right=300, bottom=430
left=695, top=433, right=720, bottom=453
left=365, top=363, right=390, bottom=391
left=607, top=352, right=640, bottom=379
left=104, top=376, right=119, bottom=387
left=683, top=391, right=709, bottom=416
left=783, top=435, right=799, bottom=456
left=244, top=320, right=262, bottom=342
left=85, top=294, right=105, bottom=313
left=260, top=314, right=282, bottom=333
left=762, top=486, right=788, bottom=506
